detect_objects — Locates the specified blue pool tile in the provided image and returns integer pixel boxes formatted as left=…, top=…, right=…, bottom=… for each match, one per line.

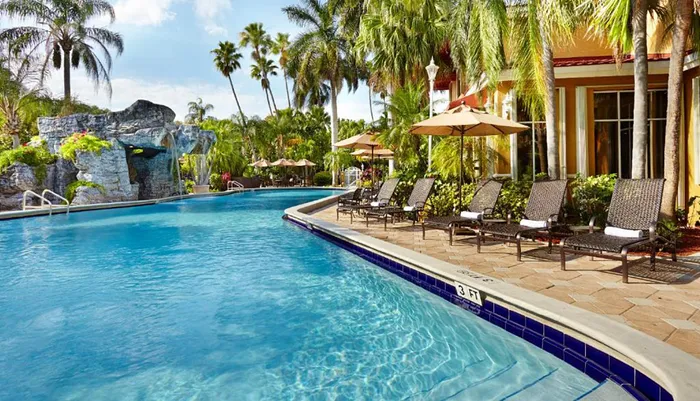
left=543, top=338, right=564, bottom=359
left=509, top=311, right=525, bottom=327
left=563, top=349, right=586, bottom=372
left=427, top=275, right=436, bottom=286
left=505, top=321, right=524, bottom=337
left=610, top=357, right=634, bottom=385
left=622, top=384, right=651, bottom=401
left=409, top=269, right=418, bottom=278
left=525, top=317, right=544, bottom=335
left=544, top=326, right=564, bottom=345
left=564, top=334, right=585, bottom=356
left=586, top=345, right=610, bottom=370
left=584, top=361, right=609, bottom=383
left=437, top=280, right=446, bottom=290
left=418, top=272, right=427, bottom=282
left=445, top=284, right=456, bottom=294
left=490, top=315, right=507, bottom=329
left=635, top=371, right=660, bottom=401
left=483, top=300, right=495, bottom=313
left=659, top=387, right=673, bottom=401
left=479, top=310, right=492, bottom=322
left=609, top=375, right=625, bottom=385
left=523, top=328, right=543, bottom=347
left=493, top=304, right=509, bottom=319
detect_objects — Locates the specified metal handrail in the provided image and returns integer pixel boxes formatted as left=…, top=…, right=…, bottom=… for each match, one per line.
left=227, top=180, right=244, bottom=191
left=23, top=190, right=53, bottom=215
left=42, top=189, right=70, bottom=215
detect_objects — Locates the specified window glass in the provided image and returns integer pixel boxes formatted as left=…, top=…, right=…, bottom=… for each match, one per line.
left=533, top=123, right=548, bottom=175
left=594, top=93, right=618, bottom=120
left=594, top=121, right=618, bottom=175
left=619, top=121, right=633, bottom=178
left=650, top=90, right=668, bottom=119
left=517, top=127, right=534, bottom=179
left=652, top=119, right=666, bottom=178
left=619, top=92, right=634, bottom=119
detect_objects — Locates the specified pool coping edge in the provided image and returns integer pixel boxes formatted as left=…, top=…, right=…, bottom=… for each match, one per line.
left=285, top=193, right=700, bottom=401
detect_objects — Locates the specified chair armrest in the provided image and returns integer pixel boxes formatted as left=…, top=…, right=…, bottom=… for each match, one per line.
left=588, top=216, right=596, bottom=233
left=649, top=221, right=658, bottom=241
left=547, top=213, right=559, bottom=229
left=414, top=201, right=426, bottom=209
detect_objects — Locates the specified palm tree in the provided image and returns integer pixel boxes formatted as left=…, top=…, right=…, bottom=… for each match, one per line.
left=186, top=98, right=214, bottom=124
left=284, top=0, right=360, bottom=185
left=587, top=0, right=666, bottom=178
left=271, top=33, right=292, bottom=109
left=0, top=0, right=124, bottom=102
left=211, top=41, right=246, bottom=128
left=0, top=54, right=44, bottom=148
left=251, top=56, right=279, bottom=115
left=507, top=0, right=577, bottom=180
left=355, top=0, right=448, bottom=88
left=661, top=0, right=696, bottom=217
left=239, top=22, right=278, bottom=114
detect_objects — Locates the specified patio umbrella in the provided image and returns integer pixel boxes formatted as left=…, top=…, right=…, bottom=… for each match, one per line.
left=295, top=159, right=317, bottom=186
left=351, top=148, right=394, bottom=159
left=270, top=158, right=297, bottom=186
left=334, top=132, right=383, bottom=184
left=410, top=104, right=528, bottom=210
left=248, top=159, right=270, bottom=168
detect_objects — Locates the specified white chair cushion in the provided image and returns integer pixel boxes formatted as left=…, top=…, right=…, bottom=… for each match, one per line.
left=403, top=206, right=416, bottom=212
left=604, top=226, right=643, bottom=238
left=460, top=211, right=483, bottom=220
left=370, top=201, right=380, bottom=207
left=520, top=219, right=547, bottom=228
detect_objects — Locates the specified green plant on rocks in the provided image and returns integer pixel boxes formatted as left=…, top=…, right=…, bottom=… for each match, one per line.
left=65, top=180, right=105, bottom=203
left=59, top=132, right=112, bottom=162
left=0, top=142, right=56, bottom=183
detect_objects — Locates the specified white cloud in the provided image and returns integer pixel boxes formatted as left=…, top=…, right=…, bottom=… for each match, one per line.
left=110, top=0, right=176, bottom=26
left=204, top=23, right=228, bottom=36
left=47, top=71, right=271, bottom=121
left=193, top=0, right=232, bottom=36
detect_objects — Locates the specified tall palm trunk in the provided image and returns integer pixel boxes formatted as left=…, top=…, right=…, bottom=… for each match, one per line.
left=267, top=82, right=279, bottom=113
left=368, top=85, right=375, bottom=123
left=631, top=0, right=649, bottom=179
left=227, top=75, right=246, bottom=128
left=541, top=26, right=560, bottom=179
left=661, top=0, right=693, bottom=217
left=263, top=86, right=273, bottom=115
left=330, top=80, right=339, bottom=186
left=63, top=48, right=72, bottom=101
left=283, top=70, right=291, bottom=109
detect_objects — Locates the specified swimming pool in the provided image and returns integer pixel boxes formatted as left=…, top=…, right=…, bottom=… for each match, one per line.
left=0, top=190, right=601, bottom=400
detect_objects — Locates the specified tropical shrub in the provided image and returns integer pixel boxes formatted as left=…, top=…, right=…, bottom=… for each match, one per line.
left=571, top=174, right=617, bottom=226
left=59, top=132, right=112, bottom=162
left=184, top=179, right=195, bottom=194
left=209, top=173, right=224, bottom=191
left=494, top=178, right=532, bottom=220
left=65, top=180, right=105, bottom=203
left=313, top=171, right=332, bottom=186
left=0, top=142, right=56, bottom=183
left=426, top=179, right=477, bottom=217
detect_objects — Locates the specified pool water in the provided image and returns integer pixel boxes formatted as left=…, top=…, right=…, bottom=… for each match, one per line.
left=0, top=190, right=599, bottom=400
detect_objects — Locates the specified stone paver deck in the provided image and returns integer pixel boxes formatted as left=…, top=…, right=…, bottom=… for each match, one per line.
left=314, top=206, right=700, bottom=359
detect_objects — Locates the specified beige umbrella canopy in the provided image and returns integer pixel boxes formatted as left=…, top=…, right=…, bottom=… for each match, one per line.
left=270, top=158, right=297, bottom=167
left=333, top=133, right=381, bottom=150
left=351, top=149, right=394, bottom=159
left=249, top=159, right=270, bottom=168
left=410, top=104, right=528, bottom=210
left=295, top=159, right=317, bottom=167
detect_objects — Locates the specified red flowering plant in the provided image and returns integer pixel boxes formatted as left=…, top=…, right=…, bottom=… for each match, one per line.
left=221, top=171, right=231, bottom=183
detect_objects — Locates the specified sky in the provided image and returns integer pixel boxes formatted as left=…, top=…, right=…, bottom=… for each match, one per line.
left=1, top=0, right=448, bottom=122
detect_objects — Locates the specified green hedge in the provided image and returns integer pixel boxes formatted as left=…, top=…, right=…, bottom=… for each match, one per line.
left=313, top=171, right=332, bottom=186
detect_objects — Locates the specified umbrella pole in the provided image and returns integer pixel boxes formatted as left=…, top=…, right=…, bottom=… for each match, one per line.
left=371, top=146, right=375, bottom=186
left=459, top=131, right=464, bottom=212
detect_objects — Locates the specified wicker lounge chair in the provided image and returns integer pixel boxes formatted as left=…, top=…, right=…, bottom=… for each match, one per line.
left=422, top=179, right=504, bottom=245
left=476, top=180, right=568, bottom=261
left=337, top=188, right=363, bottom=208
left=559, top=179, right=672, bottom=283
left=337, top=178, right=400, bottom=223
left=366, top=178, right=436, bottom=230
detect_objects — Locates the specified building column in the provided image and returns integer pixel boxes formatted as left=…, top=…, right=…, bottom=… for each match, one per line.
left=558, top=87, right=567, bottom=178
left=575, top=86, right=589, bottom=177
left=502, top=90, right=517, bottom=180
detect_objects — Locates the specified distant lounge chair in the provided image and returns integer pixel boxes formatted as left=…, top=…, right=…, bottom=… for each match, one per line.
left=366, top=178, right=436, bottom=230
left=422, top=179, right=504, bottom=245
left=337, top=178, right=400, bottom=223
left=477, top=180, right=568, bottom=261
left=337, top=188, right=363, bottom=208
left=560, top=179, right=673, bottom=284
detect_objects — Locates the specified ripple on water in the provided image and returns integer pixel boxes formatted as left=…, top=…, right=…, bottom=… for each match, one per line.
left=0, top=191, right=597, bottom=400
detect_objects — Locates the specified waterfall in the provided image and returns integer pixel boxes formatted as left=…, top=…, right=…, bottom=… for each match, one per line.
left=166, top=132, right=183, bottom=196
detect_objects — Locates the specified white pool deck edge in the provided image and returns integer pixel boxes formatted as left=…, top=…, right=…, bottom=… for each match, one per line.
left=284, top=193, right=700, bottom=401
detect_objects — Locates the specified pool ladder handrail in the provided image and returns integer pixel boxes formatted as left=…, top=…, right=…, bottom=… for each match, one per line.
left=42, top=189, right=70, bottom=215
left=227, top=180, right=244, bottom=191
left=22, top=189, right=70, bottom=216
